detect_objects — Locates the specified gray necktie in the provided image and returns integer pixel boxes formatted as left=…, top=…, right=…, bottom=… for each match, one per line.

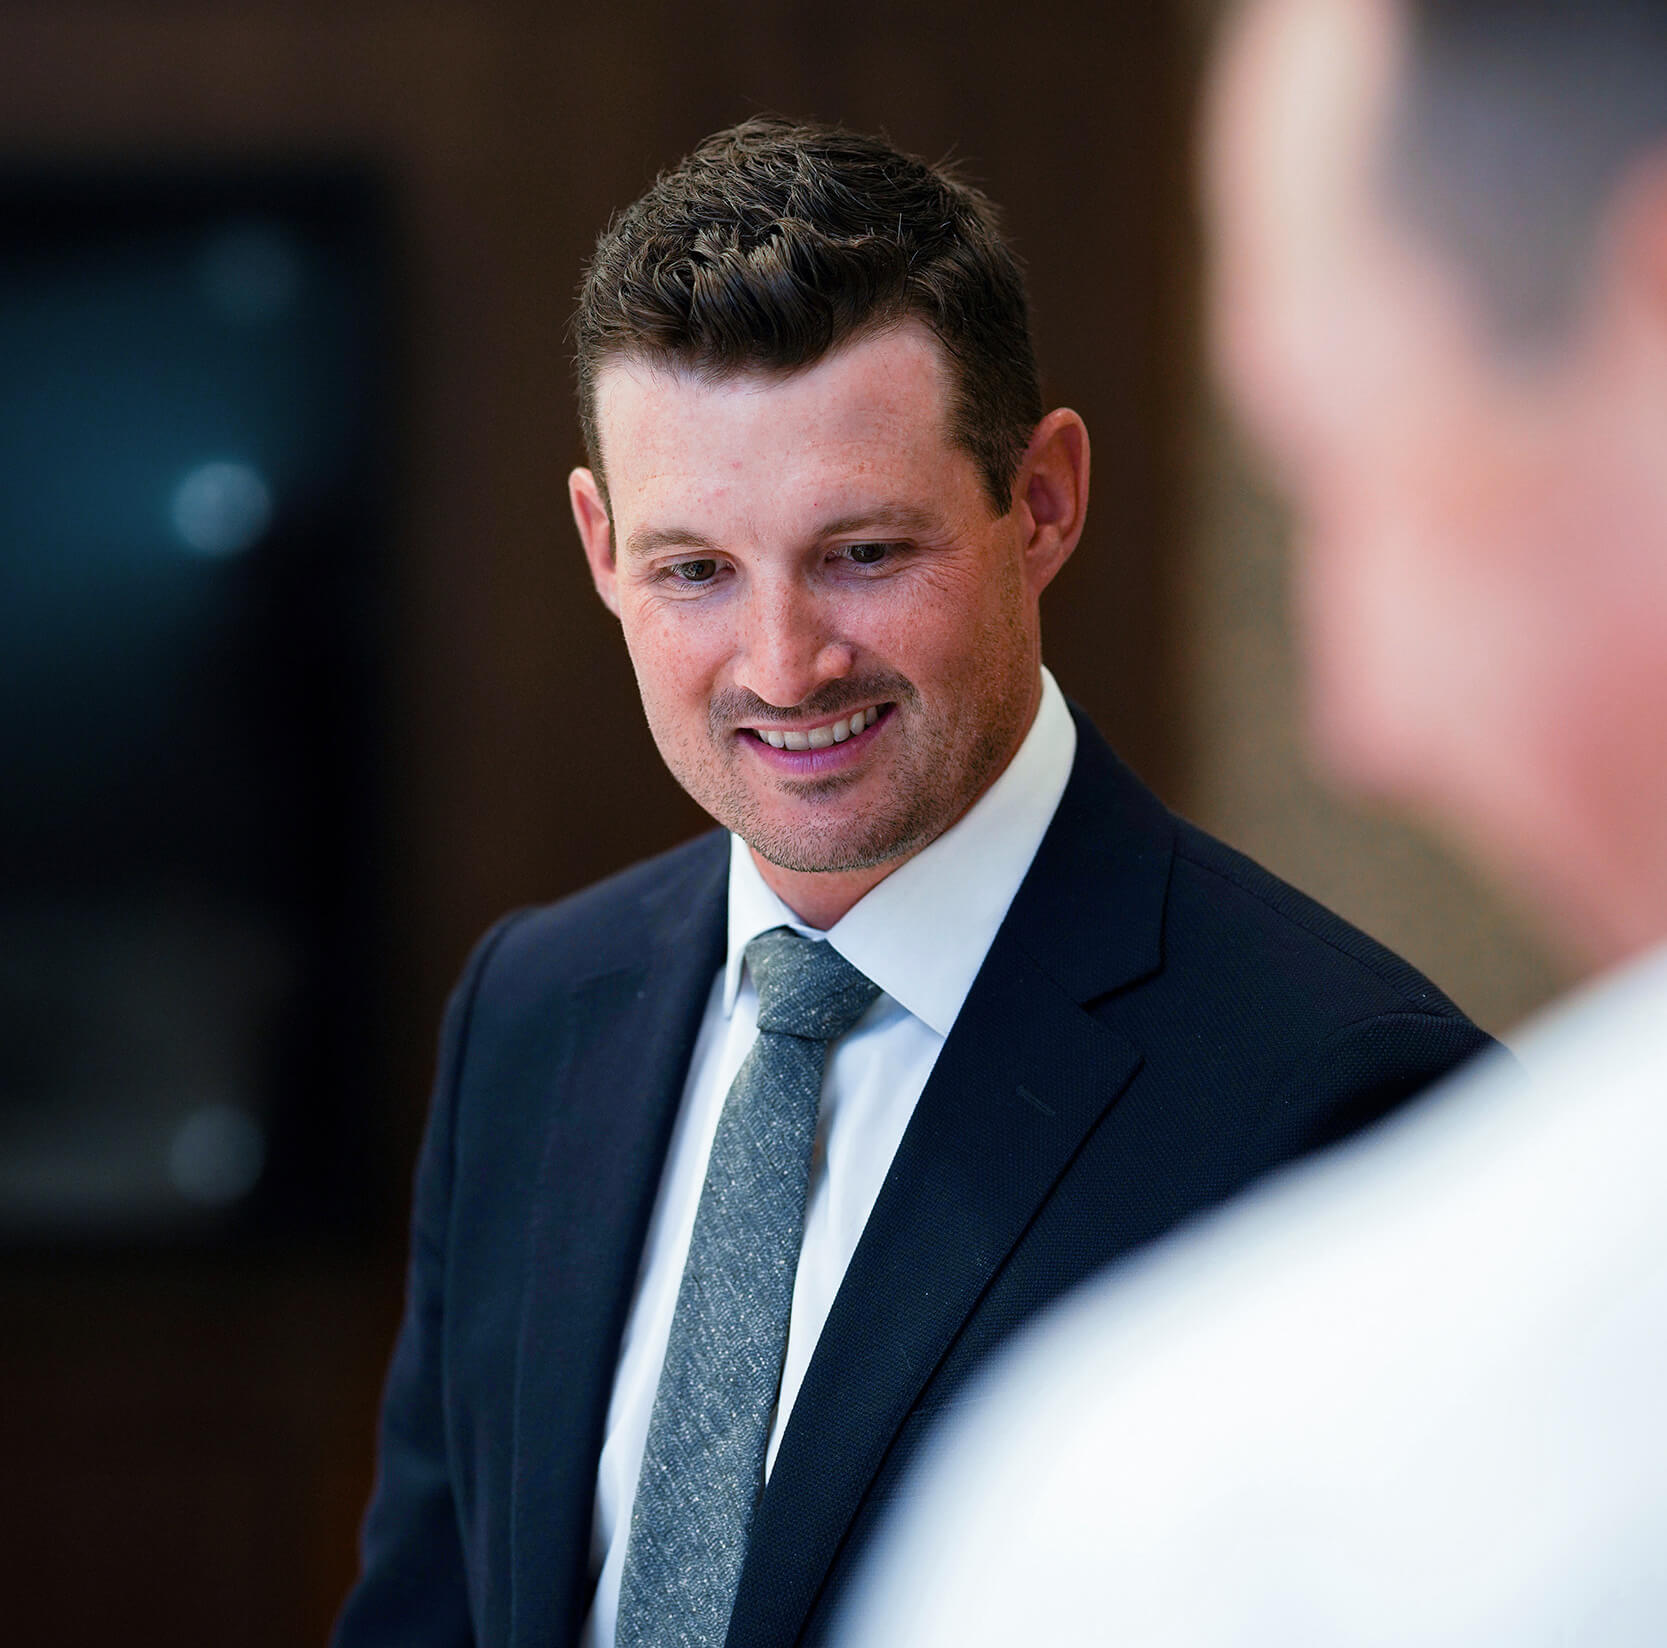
left=614, top=926, right=880, bottom=1648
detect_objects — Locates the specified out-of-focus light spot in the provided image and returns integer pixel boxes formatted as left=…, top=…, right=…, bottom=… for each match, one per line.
left=170, top=460, right=272, bottom=557
left=198, top=220, right=301, bottom=324
left=168, top=1103, right=266, bottom=1207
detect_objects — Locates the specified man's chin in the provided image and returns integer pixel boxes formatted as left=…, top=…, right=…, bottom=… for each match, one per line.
left=735, top=810, right=938, bottom=879
left=742, top=833, right=909, bottom=878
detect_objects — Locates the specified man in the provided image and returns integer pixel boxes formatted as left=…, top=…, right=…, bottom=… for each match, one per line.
left=333, top=118, right=1492, bottom=1648
left=836, top=2, right=1667, bottom=1643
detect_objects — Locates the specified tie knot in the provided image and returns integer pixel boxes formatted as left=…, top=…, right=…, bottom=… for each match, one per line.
left=745, top=927, right=880, bottom=1042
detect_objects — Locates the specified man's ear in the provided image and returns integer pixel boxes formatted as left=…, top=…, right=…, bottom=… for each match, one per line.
left=570, top=467, right=621, bottom=617
left=1013, top=408, right=1091, bottom=597
left=1609, top=150, right=1667, bottom=340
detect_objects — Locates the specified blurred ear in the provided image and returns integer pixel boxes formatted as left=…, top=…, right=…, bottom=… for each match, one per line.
left=569, top=467, right=620, bottom=616
left=1600, top=149, right=1667, bottom=347
left=1013, top=408, right=1091, bottom=597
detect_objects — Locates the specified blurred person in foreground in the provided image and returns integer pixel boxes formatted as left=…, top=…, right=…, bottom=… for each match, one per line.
left=333, top=117, right=1495, bottom=1648
left=836, top=1, right=1667, bottom=1643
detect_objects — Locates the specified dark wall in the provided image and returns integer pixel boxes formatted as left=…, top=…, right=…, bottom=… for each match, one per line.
left=0, top=3, right=1191, bottom=1640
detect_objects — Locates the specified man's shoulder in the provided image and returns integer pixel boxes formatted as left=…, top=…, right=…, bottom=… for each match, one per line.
left=1055, top=712, right=1470, bottom=1027
left=1111, top=808, right=1499, bottom=1163
left=1050, top=720, right=1496, bottom=1151
left=1165, top=815, right=1470, bottom=1022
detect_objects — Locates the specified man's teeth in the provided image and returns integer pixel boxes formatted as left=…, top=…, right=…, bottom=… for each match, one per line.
left=758, top=705, right=879, bottom=750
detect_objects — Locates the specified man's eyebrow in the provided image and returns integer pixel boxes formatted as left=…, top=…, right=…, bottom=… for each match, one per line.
left=622, top=505, right=943, bottom=561
left=815, top=504, right=942, bottom=539
left=622, top=525, right=721, bottom=561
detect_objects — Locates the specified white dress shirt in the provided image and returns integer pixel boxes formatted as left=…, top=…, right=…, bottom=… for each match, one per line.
left=838, top=944, right=1667, bottom=1647
left=578, top=667, right=1076, bottom=1648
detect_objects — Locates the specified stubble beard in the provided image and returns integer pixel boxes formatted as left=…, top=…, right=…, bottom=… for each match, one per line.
left=730, top=764, right=952, bottom=875
left=658, top=656, right=1034, bottom=878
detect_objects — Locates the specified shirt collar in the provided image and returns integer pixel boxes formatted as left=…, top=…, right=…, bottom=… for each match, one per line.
left=722, top=667, right=1077, bottom=1036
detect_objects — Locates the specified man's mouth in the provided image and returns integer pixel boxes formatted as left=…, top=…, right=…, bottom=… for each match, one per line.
left=742, top=704, right=884, bottom=751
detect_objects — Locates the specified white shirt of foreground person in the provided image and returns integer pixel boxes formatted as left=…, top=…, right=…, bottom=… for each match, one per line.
left=578, top=668, right=1077, bottom=1648
left=838, top=943, right=1667, bottom=1648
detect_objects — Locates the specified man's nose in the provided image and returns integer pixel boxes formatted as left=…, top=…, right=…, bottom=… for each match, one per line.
left=731, top=581, right=855, bottom=710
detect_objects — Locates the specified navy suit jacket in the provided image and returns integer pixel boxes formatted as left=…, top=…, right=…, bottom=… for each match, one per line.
left=335, top=711, right=1494, bottom=1648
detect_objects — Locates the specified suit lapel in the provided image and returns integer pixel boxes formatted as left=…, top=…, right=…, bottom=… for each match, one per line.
left=726, top=713, right=1175, bottom=1648
left=508, top=837, right=729, bottom=1648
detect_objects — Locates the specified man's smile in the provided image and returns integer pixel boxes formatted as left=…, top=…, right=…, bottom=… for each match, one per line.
left=736, top=703, right=895, bottom=774
left=742, top=704, right=884, bottom=750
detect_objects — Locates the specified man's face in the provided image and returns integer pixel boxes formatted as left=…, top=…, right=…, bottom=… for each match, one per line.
left=1205, top=0, right=1667, bottom=955
left=572, top=324, right=1066, bottom=919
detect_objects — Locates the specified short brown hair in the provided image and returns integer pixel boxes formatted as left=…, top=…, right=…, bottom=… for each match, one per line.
left=572, top=116, right=1043, bottom=514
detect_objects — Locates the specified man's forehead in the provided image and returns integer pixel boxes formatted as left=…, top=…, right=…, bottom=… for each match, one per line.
left=590, top=326, right=963, bottom=501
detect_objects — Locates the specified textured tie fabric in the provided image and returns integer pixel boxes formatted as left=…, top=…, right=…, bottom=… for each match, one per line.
left=614, top=927, right=881, bottom=1648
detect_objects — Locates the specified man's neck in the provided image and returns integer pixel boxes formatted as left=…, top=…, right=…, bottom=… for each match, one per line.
left=748, top=853, right=903, bottom=933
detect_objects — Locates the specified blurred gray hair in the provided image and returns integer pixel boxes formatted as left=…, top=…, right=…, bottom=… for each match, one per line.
left=1387, top=0, right=1667, bottom=350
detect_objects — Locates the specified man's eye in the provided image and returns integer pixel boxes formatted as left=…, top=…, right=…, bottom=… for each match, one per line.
left=671, top=559, right=719, bottom=583
left=845, top=542, right=891, bottom=565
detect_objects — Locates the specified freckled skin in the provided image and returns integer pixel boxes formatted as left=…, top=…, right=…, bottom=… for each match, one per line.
left=569, top=323, right=1087, bottom=928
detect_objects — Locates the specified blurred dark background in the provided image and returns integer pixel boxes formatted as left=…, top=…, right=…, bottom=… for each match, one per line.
left=0, top=2, right=1561, bottom=1642
left=0, top=5, right=1191, bottom=1640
